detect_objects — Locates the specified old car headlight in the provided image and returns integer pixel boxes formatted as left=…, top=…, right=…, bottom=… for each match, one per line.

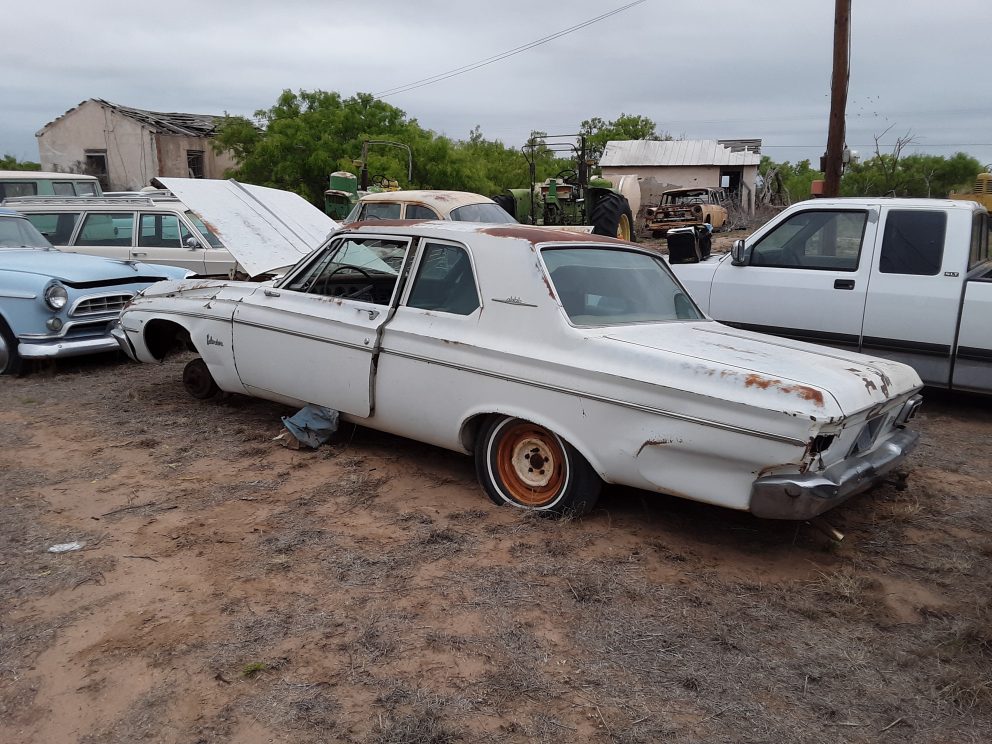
left=44, top=284, right=68, bottom=310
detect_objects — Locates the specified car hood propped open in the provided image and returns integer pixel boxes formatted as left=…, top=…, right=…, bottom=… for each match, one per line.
left=158, top=178, right=339, bottom=276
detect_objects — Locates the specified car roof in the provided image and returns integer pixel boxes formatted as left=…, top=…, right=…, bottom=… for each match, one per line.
left=0, top=170, right=100, bottom=180
left=344, top=221, right=633, bottom=248
left=359, top=190, right=496, bottom=208
left=0, top=206, right=22, bottom=217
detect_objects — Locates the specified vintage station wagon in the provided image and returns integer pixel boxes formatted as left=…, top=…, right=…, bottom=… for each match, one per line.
left=114, top=222, right=923, bottom=520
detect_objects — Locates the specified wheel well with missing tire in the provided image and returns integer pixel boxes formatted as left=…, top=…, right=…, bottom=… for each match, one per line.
left=458, top=410, right=604, bottom=476
left=143, top=318, right=196, bottom=360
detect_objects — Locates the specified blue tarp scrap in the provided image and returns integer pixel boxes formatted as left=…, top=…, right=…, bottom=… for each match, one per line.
left=280, top=404, right=339, bottom=449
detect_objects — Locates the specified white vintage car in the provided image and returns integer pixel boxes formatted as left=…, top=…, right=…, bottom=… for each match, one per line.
left=114, top=221, right=924, bottom=520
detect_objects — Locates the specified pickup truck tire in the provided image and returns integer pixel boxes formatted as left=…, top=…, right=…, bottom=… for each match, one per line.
left=0, top=319, right=23, bottom=376
left=182, top=357, right=219, bottom=399
left=475, top=416, right=601, bottom=517
left=591, top=191, right=636, bottom=242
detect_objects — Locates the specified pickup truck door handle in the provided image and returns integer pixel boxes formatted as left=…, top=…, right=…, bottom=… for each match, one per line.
left=834, top=279, right=856, bottom=290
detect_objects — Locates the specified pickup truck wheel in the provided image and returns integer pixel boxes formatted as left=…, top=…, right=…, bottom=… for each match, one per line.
left=182, top=357, right=219, bottom=399
left=0, top=320, right=23, bottom=376
left=475, top=416, right=601, bottom=516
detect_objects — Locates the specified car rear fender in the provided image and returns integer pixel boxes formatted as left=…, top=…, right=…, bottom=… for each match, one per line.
left=458, top=406, right=606, bottom=476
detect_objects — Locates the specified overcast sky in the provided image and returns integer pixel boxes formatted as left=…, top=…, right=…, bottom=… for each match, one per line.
left=4, top=0, right=991, bottom=170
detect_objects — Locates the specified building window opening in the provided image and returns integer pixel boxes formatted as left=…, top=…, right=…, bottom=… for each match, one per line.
left=186, top=150, right=205, bottom=179
left=84, top=150, right=109, bottom=191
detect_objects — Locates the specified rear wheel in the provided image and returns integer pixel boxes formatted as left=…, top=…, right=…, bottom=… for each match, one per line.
left=590, top=191, right=636, bottom=242
left=0, top=320, right=23, bottom=376
left=182, top=357, right=219, bottom=399
left=475, top=416, right=601, bottom=517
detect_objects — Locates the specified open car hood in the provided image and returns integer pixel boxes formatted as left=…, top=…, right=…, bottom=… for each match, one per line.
left=158, top=178, right=339, bottom=276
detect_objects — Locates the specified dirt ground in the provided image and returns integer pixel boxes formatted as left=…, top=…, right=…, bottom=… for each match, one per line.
left=2, top=353, right=991, bottom=744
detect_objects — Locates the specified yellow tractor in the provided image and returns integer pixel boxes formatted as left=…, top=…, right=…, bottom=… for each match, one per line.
left=949, top=168, right=992, bottom=211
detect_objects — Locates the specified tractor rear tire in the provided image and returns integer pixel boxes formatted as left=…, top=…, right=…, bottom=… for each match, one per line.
left=591, top=191, right=636, bottom=242
left=492, top=193, right=517, bottom=220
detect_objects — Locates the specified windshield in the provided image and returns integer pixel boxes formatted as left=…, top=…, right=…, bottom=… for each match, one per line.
left=0, top=215, right=53, bottom=249
left=184, top=210, right=225, bottom=249
left=543, top=247, right=701, bottom=326
left=449, top=203, right=517, bottom=223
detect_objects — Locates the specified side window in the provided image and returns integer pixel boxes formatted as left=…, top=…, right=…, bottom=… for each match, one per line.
left=751, top=210, right=867, bottom=271
left=879, top=210, right=946, bottom=275
left=362, top=202, right=402, bottom=220
left=0, top=182, right=37, bottom=199
left=25, top=212, right=80, bottom=244
left=138, top=213, right=184, bottom=248
left=283, top=236, right=410, bottom=306
left=75, top=182, right=98, bottom=196
left=407, top=242, right=480, bottom=315
left=970, top=212, right=989, bottom=269
left=75, top=213, right=134, bottom=247
left=52, top=182, right=75, bottom=196
left=406, top=204, right=440, bottom=220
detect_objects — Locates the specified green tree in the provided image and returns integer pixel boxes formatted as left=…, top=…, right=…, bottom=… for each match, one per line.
left=1, top=154, right=40, bottom=170
left=579, top=113, right=669, bottom=159
left=841, top=151, right=982, bottom=198
left=758, top=156, right=823, bottom=205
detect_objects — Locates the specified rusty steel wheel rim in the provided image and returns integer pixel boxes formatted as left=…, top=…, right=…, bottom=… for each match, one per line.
left=495, top=422, right=567, bottom=507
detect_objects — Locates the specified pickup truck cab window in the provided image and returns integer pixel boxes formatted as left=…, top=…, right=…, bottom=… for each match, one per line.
left=969, top=211, right=989, bottom=269
left=879, top=210, right=946, bottom=275
left=407, top=242, right=480, bottom=315
left=284, top=236, right=408, bottom=305
left=750, top=210, right=867, bottom=271
left=544, top=247, right=701, bottom=325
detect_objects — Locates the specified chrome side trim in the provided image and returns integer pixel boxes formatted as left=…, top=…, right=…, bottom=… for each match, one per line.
left=233, top=317, right=371, bottom=353
left=380, top=348, right=806, bottom=446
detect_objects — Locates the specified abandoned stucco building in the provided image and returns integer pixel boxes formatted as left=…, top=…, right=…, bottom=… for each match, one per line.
left=601, top=139, right=762, bottom=213
left=36, top=99, right=236, bottom=192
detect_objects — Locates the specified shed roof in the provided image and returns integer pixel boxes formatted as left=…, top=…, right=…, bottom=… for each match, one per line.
left=37, top=99, right=224, bottom=138
left=601, top=139, right=761, bottom=168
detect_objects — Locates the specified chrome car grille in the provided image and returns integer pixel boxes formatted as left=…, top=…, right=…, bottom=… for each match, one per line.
left=70, top=293, right=134, bottom=317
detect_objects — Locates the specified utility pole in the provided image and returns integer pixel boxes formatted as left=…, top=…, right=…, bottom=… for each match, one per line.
left=823, top=0, right=851, bottom=197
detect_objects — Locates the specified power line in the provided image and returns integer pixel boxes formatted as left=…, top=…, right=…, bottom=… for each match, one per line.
left=375, top=1, right=646, bottom=98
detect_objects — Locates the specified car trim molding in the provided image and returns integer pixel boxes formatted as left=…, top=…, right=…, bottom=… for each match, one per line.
left=380, top=348, right=806, bottom=446
left=233, top=317, right=371, bottom=353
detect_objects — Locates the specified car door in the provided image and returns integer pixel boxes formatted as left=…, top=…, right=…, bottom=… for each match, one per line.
left=70, top=211, right=135, bottom=262
left=231, top=234, right=414, bottom=416
left=132, top=212, right=207, bottom=273
left=861, top=207, right=961, bottom=386
left=708, top=207, right=878, bottom=352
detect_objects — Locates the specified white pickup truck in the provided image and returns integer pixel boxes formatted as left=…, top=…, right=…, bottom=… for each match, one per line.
left=670, top=198, right=992, bottom=395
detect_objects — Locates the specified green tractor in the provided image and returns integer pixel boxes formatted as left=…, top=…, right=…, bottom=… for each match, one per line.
left=492, top=134, right=635, bottom=241
left=323, top=140, right=411, bottom=220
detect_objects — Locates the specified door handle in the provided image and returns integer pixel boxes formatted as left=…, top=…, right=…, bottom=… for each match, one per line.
left=834, top=279, right=855, bottom=290
left=132, top=251, right=147, bottom=257
left=362, top=308, right=380, bottom=320
left=263, top=289, right=280, bottom=297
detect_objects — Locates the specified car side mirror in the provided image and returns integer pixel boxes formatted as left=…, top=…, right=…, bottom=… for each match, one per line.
left=184, top=236, right=202, bottom=250
left=730, top=239, right=748, bottom=266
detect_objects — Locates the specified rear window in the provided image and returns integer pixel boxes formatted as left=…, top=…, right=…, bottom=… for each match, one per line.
left=449, top=203, right=516, bottom=223
left=879, top=210, right=946, bottom=275
left=24, top=212, right=80, bottom=244
left=543, top=247, right=701, bottom=325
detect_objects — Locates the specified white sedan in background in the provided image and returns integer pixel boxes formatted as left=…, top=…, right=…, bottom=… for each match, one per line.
left=115, top=221, right=923, bottom=520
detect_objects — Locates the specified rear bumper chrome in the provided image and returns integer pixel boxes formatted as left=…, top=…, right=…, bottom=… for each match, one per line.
left=749, top=427, right=919, bottom=520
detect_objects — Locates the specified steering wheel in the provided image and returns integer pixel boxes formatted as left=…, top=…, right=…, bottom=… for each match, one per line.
left=371, top=174, right=389, bottom=188
left=315, top=264, right=375, bottom=300
left=555, top=169, right=578, bottom=184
